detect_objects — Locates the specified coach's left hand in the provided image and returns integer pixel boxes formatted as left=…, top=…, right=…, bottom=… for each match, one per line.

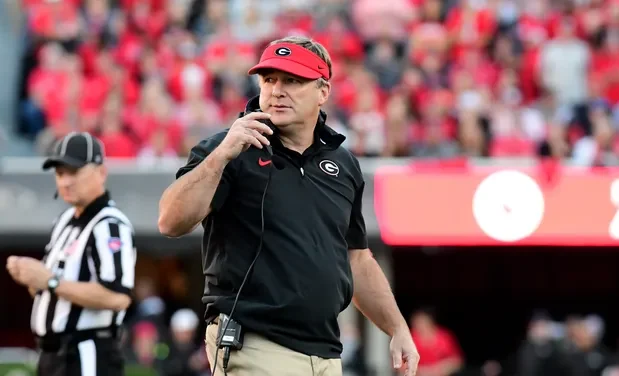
left=6, top=256, right=52, bottom=290
left=390, top=325, right=420, bottom=376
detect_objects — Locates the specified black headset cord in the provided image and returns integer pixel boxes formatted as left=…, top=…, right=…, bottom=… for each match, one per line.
left=211, top=156, right=275, bottom=376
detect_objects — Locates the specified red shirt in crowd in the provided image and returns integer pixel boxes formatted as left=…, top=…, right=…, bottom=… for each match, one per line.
left=411, top=328, right=463, bottom=367
left=28, top=1, right=80, bottom=39
left=98, top=131, right=138, bottom=158
left=444, top=6, right=496, bottom=62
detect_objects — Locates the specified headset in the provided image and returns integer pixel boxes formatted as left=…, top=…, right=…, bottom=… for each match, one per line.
left=210, top=112, right=284, bottom=375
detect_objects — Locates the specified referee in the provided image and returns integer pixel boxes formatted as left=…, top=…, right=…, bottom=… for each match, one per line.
left=159, top=36, right=419, bottom=375
left=6, top=132, right=137, bottom=376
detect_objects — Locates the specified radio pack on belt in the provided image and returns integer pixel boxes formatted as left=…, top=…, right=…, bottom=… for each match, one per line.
left=216, top=313, right=244, bottom=370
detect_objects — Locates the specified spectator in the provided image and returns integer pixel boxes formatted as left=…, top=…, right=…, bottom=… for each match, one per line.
left=137, top=128, right=180, bottom=168
left=161, top=308, right=209, bottom=376
left=410, top=308, right=464, bottom=376
left=383, top=91, right=414, bottom=157
left=516, top=311, right=564, bottom=376
left=21, top=42, right=65, bottom=138
left=125, top=320, right=167, bottom=374
left=352, top=0, right=415, bottom=42
left=348, top=88, right=386, bottom=157
left=28, top=0, right=81, bottom=45
left=557, top=315, right=613, bottom=376
left=366, top=39, right=404, bottom=90
left=539, top=16, right=591, bottom=108
left=97, top=94, right=138, bottom=158
left=411, top=90, right=460, bottom=158
left=130, top=277, right=167, bottom=328
left=229, top=0, right=279, bottom=43
left=488, top=68, right=537, bottom=157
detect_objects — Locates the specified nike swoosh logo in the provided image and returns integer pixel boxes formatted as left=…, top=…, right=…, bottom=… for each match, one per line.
left=258, top=158, right=272, bottom=167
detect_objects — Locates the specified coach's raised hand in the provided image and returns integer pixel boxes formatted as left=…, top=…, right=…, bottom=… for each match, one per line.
left=158, top=112, right=274, bottom=238
left=216, top=112, right=274, bottom=161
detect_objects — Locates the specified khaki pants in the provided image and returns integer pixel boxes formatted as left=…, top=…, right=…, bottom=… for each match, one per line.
left=205, top=323, right=342, bottom=376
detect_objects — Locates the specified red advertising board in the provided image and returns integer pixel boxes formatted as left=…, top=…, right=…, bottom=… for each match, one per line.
left=374, top=163, right=619, bottom=246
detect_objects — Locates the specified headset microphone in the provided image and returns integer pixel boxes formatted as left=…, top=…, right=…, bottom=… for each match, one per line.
left=237, top=109, right=285, bottom=170
left=258, top=115, right=286, bottom=171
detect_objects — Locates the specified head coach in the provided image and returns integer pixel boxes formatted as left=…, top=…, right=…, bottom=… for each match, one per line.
left=158, top=36, right=419, bottom=376
left=6, top=132, right=137, bottom=376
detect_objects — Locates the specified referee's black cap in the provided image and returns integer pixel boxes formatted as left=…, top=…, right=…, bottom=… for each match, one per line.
left=42, top=132, right=105, bottom=170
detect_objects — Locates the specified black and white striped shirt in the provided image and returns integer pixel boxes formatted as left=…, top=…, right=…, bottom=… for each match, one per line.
left=31, top=192, right=136, bottom=337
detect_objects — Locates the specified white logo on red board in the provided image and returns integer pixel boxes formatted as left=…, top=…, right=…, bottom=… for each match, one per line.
left=472, top=170, right=545, bottom=242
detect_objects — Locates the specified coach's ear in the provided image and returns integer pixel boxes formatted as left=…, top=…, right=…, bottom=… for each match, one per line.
left=318, top=80, right=331, bottom=106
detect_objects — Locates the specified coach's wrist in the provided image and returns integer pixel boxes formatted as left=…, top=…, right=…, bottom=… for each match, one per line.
left=207, top=148, right=232, bottom=167
left=388, top=319, right=409, bottom=337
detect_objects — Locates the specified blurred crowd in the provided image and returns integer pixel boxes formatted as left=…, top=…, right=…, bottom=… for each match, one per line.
left=122, top=278, right=211, bottom=376
left=491, top=311, right=619, bottom=376
left=123, top=277, right=367, bottom=376
left=15, top=0, right=619, bottom=165
left=409, top=308, right=619, bottom=376
left=121, top=281, right=619, bottom=376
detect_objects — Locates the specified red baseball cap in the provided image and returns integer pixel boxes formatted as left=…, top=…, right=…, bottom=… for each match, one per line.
left=248, top=43, right=330, bottom=80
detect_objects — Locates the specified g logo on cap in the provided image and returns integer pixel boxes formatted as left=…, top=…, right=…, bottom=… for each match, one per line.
left=275, top=47, right=292, bottom=56
left=319, top=160, right=339, bottom=176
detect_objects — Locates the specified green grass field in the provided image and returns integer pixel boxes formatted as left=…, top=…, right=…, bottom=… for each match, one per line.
left=0, top=364, right=158, bottom=376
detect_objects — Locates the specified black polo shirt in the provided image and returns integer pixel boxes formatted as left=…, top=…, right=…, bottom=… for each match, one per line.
left=176, top=102, right=368, bottom=359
